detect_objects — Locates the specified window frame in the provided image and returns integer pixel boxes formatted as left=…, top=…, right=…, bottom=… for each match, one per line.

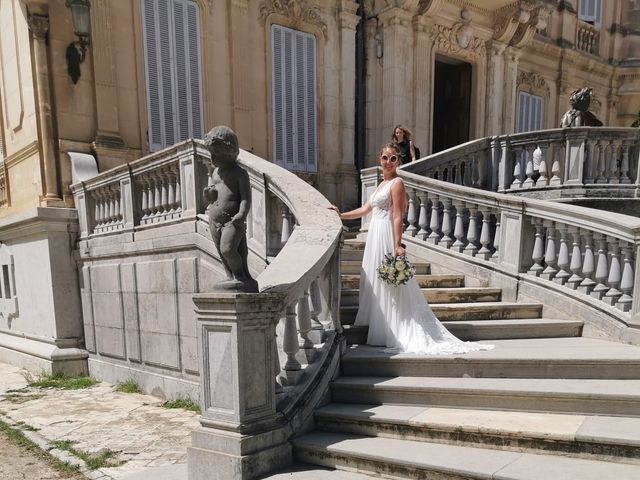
left=578, top=0, right=602, bottom=26
left=517, top=91, right=544, bottom=133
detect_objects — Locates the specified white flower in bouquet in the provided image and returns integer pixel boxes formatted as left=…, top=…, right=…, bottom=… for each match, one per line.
left=395, top=261, right=406, bottom=271
left=397, top=271, right=406, bottom=281
left=377, top=253, right=415, bottom=286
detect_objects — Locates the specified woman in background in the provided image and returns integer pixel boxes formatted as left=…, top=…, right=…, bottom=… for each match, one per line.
left=392, top=125, right=417, bottom=162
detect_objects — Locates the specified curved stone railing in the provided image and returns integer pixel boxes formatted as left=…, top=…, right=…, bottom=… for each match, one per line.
left=403, top=127, right=640, bottom=199
left=72, top=140, right=344, bottom=478
left=362, top=166, right=640, bottom=344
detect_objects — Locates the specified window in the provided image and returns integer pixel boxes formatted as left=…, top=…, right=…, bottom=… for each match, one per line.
left=517, top=92, right=544, bottom=133
left=271, top=24, right=317, bottom=172
left=579, top=0, right=601, bottom=26
left=141, top=0, right=203, bottom=152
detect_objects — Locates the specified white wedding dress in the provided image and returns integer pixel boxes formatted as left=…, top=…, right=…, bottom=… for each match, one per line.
left=354, top=178, right=494, bottom=354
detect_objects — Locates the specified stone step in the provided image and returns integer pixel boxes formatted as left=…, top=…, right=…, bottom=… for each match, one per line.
left=342, top=239, right=365, bottom=250
left=340, top=287, right=501, bottom=306
left=342, top=274, right=465, bottom=289
left=330, top=376, right=640, bottom=416
left=293, top=432, right=640, bottom=480
left=340, top=260, right=431, bottom=275
left=343, top=318, right=583, bottom=344
left=340, top=338, right=640, bottom=379
left=340, top=302, right=543, bottom=325
left=314, top=403, right=640, bottom=463
left=340, top=250, right=363, bottom=261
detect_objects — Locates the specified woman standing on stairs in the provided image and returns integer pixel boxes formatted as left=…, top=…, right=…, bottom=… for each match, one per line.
left=329, top=144, right=493, bottom=354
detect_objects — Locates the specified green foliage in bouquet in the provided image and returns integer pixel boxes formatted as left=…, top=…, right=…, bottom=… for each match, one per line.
left=377, top=254, right=416, bottom=286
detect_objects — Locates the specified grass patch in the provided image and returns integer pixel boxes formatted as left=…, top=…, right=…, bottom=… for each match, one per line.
left=3, top=393, right=45, bottom=404
left=26, top=372, right=97, bottom=390
left=161, top=396, right=201, bottom=413
left=0, top=419, right=81, bottom=475
left=16, top=421, right=39, bottom=432
left=114, top=379, right=142, bottom=394
left=52, top=439, right=123, bottom=470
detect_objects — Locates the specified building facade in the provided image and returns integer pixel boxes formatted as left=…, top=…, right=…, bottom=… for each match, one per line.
left=0, top=0, right=639, bottom=216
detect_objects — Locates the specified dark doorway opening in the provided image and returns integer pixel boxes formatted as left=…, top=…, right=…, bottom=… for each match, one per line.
left=432, top=56, right=472, bottom=154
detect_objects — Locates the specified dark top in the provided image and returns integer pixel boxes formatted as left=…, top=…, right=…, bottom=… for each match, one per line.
left=395, top=140, right=411, bottom=163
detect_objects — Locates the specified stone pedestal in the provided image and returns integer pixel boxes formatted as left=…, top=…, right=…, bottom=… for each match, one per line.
left=187, top=292, right=291, bottom=480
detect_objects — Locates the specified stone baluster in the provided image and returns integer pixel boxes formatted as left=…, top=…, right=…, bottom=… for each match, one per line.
left=297, top=289, right=315, bottom=363
left=167, top=167, right=177, bottom=214
left=522, top=145, right=535, bottom=188
left=417, top=192, right=430, bottom=240
left=464, top=205, right=479, bottom=256
left=309, top=279, right=324, bottom=331
left=107, top=187, right=116, bottom=225
left=280, top=304, right=302, bottom=386
left=554, top=225, right=571, bottom=285
left=454, top=162, right=463, bottom=185
left=440, top=198, right=454, bottom=249
left=566, top=227, right=583, bottom=289
left=528, top=218, right=545, bottom=276
left=93, top=191, right=102, bottom=230
left=427, top=194, right=441, bottom=245
left=281, top=205, right=292, bottom=247
left=577, top=229, right=596, bottom=295
left=511, top=148, right=523, bottom=189
left=541, top=222, right=558, bottom=280
left=591, top=233, right=610, bottom=300
left=537, top=144, right=549, bottom=186
left=146, top=174, right=156, bottom=219
left=463, top=157, right=472, bottom=187
left=491, top=215, right=501, bottom=261
left=549, top=145, right=562, bottom=186
left=604, top=238, right=623, bottom=305
left=620, top=142, right=631, bottom=184
left=617, top=241, right=634, bottom=312
left=153, top=172, right=163, bottom=217
left=140, top=177, right=149, bottom=221
left=608, top=140, right=620, bottom=184
left=471, top=154, right=480, bottom=187
left=595, top=140, right=607, bottom=183
left=452, top=201, right=466, bottom=252
left=115, top=185, right=123, bottom=224
left=477, top=208, right=492, bottom=260
left=160, top=169, right=169, bottom=216
left=175, top=166, right=182, bottom=212
left=583, top=139, right=595, bottom=184
left=406, top=189, right=418, bottom=237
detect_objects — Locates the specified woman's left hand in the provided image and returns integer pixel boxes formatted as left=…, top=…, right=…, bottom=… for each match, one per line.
left=395, top=245, right=405, bottom=256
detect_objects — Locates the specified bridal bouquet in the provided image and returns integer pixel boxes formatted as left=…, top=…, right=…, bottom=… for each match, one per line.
left=377, top=254, right=416, bottom=286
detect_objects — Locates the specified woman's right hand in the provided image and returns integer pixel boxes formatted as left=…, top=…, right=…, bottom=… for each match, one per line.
left=328, top=204, right=341, bottom=216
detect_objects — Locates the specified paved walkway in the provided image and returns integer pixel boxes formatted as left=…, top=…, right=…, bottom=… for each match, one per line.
left=0, top=363, right=369, bottom=480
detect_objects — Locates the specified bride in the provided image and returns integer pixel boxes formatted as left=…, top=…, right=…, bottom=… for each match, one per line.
left=330, top=143, right=493, bottom=354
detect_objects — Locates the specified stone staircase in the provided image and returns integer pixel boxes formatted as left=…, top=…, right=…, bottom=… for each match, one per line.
left=291, top=240, right=640, bottom=479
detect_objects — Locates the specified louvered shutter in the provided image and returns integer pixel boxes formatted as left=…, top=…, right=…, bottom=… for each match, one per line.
left=579, top=0, right=601, bottom=25
left=142, top=0, right=202, bottom=151
left=271, top=25, right=317, bottom=172
left=517, top=92, right=544, bottom=133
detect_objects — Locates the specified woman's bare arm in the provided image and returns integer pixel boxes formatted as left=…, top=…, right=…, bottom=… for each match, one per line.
left=390, top=179, right=407, bottom=256
left=330, top=202, right=372, bottom=220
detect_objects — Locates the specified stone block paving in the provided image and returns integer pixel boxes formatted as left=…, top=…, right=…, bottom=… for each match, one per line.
left=0, top=363, right=200, bottom=479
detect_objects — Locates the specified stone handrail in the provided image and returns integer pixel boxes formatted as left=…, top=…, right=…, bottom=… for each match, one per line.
left=362, top=167, right=640, bottom=341
left=403, top=128, right=640, bottom=199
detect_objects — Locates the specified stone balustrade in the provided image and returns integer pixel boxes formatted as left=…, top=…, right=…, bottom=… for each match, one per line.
left=0, top=169, right=7, bottom=207
left=576, top=20, right=600, bottom=55
left=71, top=140, right=343, bottom=480
left=403, top=128, right=640, bottom=199
left=363, top=167, right=640, bottom=337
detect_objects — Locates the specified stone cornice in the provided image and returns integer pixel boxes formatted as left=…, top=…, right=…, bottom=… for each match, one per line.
left=493, top=1, right=553, bottom=48
left=259, top=0, right=328, bottom=37
left=3, top=141, right=39, bottom=169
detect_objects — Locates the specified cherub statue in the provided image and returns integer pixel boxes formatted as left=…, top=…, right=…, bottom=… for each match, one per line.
left=560, top=87, right=603, bottom=127
left=203, top=126, right=258, bottom=293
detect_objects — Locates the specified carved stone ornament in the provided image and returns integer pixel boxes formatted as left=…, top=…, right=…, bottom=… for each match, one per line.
left=517, top=71, right=551, bottom=97
left=27, top=14, right=49, bottom=39
left=259, top=0, right=327, bottom=37
left=493, top=0, right=553, bottom=47
left=434, top=23, right=486, bottom=60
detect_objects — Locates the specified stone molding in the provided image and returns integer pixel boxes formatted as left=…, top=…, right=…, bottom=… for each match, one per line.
left=259, top=0, right=328, bottom=37
left=517, top=71, right=551, bottom=98
left=493, top=1, right=552, bottom=48
left=433, top=23, right=486, bottom=60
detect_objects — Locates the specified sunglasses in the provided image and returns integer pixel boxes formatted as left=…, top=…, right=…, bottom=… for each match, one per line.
left=381, top=154, right=399, bottom=163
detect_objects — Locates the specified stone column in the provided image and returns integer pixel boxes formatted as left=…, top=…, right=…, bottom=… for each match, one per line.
left=412, top=17, right=434, bottom=154
left=337, top=0, right=360, bottom=209
left=378, top=7, right=414, bottom=136
left=27, top=11, right=63, bottom=206
left=502, top=46, right=521, bottom=134
left=188, top=292, right=291, bottom=480
left=484, top=41, right=506, bottom=136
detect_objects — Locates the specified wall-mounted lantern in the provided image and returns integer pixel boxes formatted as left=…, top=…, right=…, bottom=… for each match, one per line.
left=65, top=0, right=91, bottom=84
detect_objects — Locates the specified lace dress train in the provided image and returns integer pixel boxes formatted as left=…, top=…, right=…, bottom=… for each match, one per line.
left=354, top=178, right=494, bottom=354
